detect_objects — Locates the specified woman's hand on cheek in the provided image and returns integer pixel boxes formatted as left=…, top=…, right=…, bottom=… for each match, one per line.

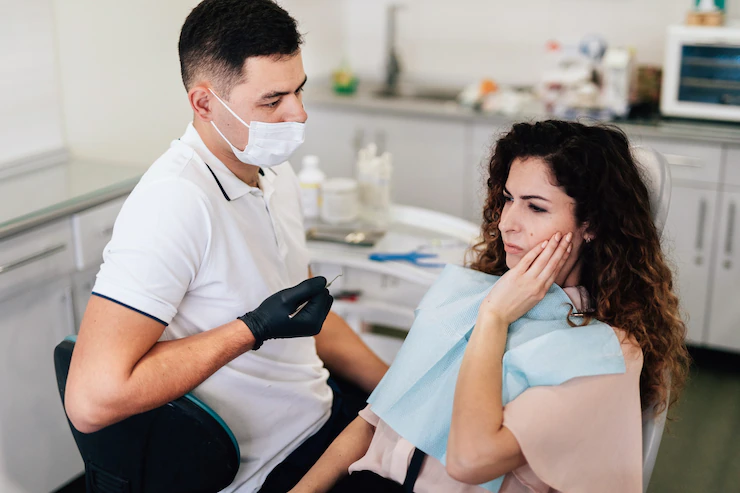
left=478, top=232, right=573, bottom=326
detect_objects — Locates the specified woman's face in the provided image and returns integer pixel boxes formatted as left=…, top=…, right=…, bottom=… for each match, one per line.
left=498, top=157, right=589, bottom=285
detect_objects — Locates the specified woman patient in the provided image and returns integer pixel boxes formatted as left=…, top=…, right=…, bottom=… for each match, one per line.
left=290, top=121, right=690, bottom=493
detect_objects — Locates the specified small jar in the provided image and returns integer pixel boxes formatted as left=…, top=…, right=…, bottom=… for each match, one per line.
left=321, top=178, right=359, bottom=224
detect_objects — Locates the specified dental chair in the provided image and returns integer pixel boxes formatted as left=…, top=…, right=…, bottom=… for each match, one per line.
left=633, top=146, right=672, bottom=493
left=50, top=147, right=671, bottom=493
left=53, top=336, right=240, bottom=493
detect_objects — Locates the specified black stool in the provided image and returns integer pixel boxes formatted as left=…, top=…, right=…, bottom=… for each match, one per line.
left=54, top=336, right=240, bottom=493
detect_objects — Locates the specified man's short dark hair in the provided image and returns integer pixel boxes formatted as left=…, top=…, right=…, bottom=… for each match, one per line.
left=179, top=0, right=303, bottom=94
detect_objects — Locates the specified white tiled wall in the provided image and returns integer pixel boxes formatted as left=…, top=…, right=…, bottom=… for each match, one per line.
left=341, top=0, right=735, bottom=86
left=45, top=0, right=739, bottom=164
left=0, top=0, right=64, bottom=167
left=51, top=0, right=345, bottom=164
left=281, top=0, right=346, bottom=77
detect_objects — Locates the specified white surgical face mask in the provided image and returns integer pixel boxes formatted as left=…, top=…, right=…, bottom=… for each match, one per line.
left=209, top=89, right=305, bottom=167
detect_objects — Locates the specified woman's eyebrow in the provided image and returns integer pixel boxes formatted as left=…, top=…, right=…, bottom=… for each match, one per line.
left=503, top=187, right=551, bottom=203
left=521, top=194, right=551, bottom=203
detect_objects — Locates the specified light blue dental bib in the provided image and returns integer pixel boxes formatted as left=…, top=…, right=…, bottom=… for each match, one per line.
left=367, top=265, right=625, bottom=492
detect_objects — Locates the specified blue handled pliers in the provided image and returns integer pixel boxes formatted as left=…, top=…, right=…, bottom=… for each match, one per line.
left=368, top=251, right=447, bottom=268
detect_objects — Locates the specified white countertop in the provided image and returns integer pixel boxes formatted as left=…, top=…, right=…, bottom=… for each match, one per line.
left=0, top=159, right=147, bottom=240
left=305, top=85, right=740, bottom=146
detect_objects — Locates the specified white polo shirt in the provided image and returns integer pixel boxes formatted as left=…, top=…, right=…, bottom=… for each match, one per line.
left=93, top=123, right=333, bottom=492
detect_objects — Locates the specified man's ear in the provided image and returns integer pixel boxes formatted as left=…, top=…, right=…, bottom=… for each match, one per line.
left=189, top=84, right=213, bottom=122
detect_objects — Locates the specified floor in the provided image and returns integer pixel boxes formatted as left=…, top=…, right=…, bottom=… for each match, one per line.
left=55, top=347, right=740, bottom=493
left=54, top=475, right=84, bottom=493
left=648, top=346, right=740, bottom=492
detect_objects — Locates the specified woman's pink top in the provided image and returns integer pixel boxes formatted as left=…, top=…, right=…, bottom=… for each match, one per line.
left=348, top=287, right=644, bottom=493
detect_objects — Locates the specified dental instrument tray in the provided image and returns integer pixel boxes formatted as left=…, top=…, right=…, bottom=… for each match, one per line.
left=306, top=226, right=386, bottom=247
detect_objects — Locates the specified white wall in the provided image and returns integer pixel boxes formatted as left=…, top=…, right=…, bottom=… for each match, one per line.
left=52, top=0, right=198, bottom=164
left=52, top=0, right=344, bottom=164
left=282, top=0, right=347, bottom=78
left=343, top=0, right=737, bottom=86
left=0, top=0, right=64, bottom=167
left=49, top=0, right=739, bottom=164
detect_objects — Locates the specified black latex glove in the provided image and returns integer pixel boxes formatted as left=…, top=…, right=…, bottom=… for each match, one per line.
left=238, top=277, right=334, bottom=350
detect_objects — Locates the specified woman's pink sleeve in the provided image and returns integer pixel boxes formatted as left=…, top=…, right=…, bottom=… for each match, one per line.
left=358, top=404, right=381, bottom=427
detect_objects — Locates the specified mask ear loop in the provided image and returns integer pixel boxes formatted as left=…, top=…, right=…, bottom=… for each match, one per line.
left=209, top=88, right=251, bottom=129
left=210, top=120, right=243, bottom=153
left=208, top=89, right=252, bottom=153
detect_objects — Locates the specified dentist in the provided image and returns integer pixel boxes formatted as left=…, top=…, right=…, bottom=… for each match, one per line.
left=64, top=1, right=388, bottom=492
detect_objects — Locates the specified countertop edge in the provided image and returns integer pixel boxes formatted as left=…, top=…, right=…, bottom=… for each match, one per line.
left=305, top=92, right=740, bottom=146
left=0, top=177, right=140, bottom=241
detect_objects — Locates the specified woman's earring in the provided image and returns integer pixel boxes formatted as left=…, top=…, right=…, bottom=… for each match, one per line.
left=585, top=236, right=592, bottom=243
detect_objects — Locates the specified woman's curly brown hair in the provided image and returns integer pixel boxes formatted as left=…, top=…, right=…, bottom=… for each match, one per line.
left=470, top=120, right=690, bottom=414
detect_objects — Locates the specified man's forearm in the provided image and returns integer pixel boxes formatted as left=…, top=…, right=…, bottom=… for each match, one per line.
left=314, top=312, right=388, bottom=393
left=125, top=320, right=255, bottom=410
left=67, top=317, right=255, bottom=433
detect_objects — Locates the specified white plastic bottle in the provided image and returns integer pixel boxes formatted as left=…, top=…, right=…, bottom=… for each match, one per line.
left=298, top=155, right=326, bottom=220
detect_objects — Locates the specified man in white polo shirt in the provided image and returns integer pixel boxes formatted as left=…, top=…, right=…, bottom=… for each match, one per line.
left=64, top=1, right=389, bottom=491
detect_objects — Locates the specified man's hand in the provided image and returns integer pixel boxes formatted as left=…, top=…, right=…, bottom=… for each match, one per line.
left=239, top=277, right=334, bottom=349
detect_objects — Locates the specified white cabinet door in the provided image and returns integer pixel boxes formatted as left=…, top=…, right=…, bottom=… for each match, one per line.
left=0, top=281, right=83, bottom=493
left=662, top=186, right=718, bottom=344
left=635, top=137, right=723, bottom=185
left=378, top=115, right=467, bottom=217
left=71, top=197, right=125, bottom=271
left=707, top=189, right=740, bottom=352
left=72, top=268, right=98, bottom=331
left=296, top=105, right=375, bottom=179
left=725, top=145, right=740, bottom=188
left=300, top=106, right=469, bottom=217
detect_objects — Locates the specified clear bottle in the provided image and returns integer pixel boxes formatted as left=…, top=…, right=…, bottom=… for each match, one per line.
left=298, top=155, right=326, bottom=220
left=371, top=152, right=393, bottom=227
left=357, top=146, right=393, bottom=228
left=356, top=143, right=377, bottom=213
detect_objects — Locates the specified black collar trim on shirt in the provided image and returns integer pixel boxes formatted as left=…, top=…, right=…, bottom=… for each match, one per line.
left=204, top=162, right=231, bottom=201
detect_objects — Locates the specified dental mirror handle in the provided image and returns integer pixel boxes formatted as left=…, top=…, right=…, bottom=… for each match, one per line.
left=289, top=274, right=342, bottom=318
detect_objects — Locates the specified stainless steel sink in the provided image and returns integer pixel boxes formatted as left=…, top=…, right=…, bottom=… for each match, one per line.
left=373, top=87, right=461, bottom=103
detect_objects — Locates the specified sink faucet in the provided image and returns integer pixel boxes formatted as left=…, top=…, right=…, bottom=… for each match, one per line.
left=384, top=4, right=403, bottom=94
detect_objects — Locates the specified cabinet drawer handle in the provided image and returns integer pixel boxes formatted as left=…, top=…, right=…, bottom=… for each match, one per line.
left=695, top=198, right=707, bottom=250
left=0, top=244, right=67, bottom=275
left=664, top=154, right=703, bottom=169
left=725, top=202, right=736, bottom=258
